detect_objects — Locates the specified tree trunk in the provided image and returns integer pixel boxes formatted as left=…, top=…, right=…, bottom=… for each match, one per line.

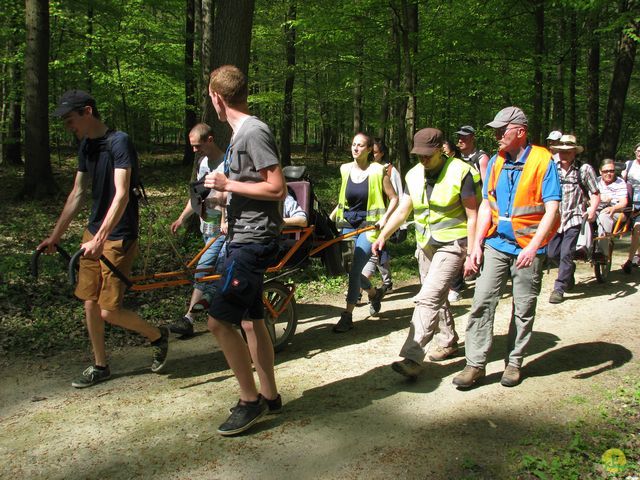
left=22, top=0, right=55, bottom=198
left=352, top=33, right=364, bottom=135
left=392, top=3, right=409, bottom=175
left=280, top=1, right=296, bottom=167
left=531, top=0, right=545, bottom=144
left=183, top=0, right=197, bottom=165
left=585, top=9, right=600, bottom=166
left=200, top=0, right=214, bottom=121
left=204, top=0, right=255, bottom=148
left=4, top=33, right=22, bottom=166
left=599, top=1, right=638, bottom=159
left=568, top=10, right=577, bottom=133
left=86, top=0, right=94, bottom=92
left=403, top=0, right=418, bottom=152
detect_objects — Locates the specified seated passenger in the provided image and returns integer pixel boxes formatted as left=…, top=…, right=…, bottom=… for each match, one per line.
left=595, top=158, right=628, bottom=259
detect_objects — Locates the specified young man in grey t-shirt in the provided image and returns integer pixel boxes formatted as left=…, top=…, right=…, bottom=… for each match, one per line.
left=204, top=65, right=287, bottom=436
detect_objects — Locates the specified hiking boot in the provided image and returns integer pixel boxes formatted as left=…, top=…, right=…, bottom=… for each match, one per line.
left=190, top=296, right=211, bottom=313
left=230, top=393, right=282, bottom=415
left=428, top=344, right=459, bottom=362
left=391, top=358, right=422, bottom=378
left=369, top=287, right=385, bottom=316
left=549, top=289, right=564, bottom=304
left=218, top=397, right=268, bottom=436
left=150, top=326, right=169, bottom=373
left=71, top=365, right=111, bottom=388
left=168, top=316, right=194, bottom=337
left=382, top=282, right=393, bottom=293
left=452, top=365, right=485, bottom=388
left=500, top=365, right=522, bottom=387
left=622, top=260, right=633, bottom=274
left=333, top=312, right=353, bottom=333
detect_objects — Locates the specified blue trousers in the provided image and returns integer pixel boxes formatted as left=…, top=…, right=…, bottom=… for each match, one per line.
left=343, top=228, right=374, bottom=305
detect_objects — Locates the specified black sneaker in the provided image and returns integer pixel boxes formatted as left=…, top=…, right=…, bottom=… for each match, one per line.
left=168, top=316, right=194, bottom=337
left=230, top=393, right=282, bottom=415
left=218, top=397, right=268, bottom=436
left=333, top=311, right=353, bottom=333
left=71, top=365, right=111, bottom=388
left=622, top=260, right=633, bottom=274
left=369, top=287, right=385, bottom=316
left=151, top=326, right=169, bottom=373
left=383, top=282, right=393, bottom=292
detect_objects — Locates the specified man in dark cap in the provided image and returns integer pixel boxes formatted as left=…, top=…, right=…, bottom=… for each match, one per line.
left=456, top=125, right=490, bottom=182
left=372, top=128, right=481, bottom=379
left=39, top=90, right=169, bottom=388
left=453, top=107, right=561, bottom=389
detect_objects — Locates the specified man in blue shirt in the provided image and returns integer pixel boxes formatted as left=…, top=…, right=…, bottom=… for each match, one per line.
left=453, top=107, right=561, bottom=389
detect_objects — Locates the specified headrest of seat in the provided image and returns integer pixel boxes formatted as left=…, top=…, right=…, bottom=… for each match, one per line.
left=282, top=165, right=306, bottom=180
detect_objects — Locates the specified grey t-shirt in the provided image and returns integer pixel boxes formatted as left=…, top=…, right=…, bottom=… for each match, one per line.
left=226, top=116, right=283, bottom=243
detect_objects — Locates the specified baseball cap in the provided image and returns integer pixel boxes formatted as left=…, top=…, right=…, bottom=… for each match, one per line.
left=52, top=90, right=96, bottom=117
left=546, top=130, right=562, bottom=141
left=410, top=128, right=443, bottom=156
left=486, top=106, right=528, bottom=128
left=455, top=125, right=476, bottom=136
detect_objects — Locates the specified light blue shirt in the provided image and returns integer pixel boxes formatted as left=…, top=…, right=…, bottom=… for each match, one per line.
left=483, top=145, right=561, bottom=255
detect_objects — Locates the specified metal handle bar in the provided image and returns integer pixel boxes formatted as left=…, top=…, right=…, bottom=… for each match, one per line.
left=31, top=244, right=72, bottom=278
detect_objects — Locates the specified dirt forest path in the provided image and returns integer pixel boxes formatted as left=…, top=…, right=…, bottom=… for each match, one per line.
left=1, top=246, right=639, bottom=479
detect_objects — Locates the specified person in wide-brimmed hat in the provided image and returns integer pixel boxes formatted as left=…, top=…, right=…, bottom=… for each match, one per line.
left=547, top=134, right=600, bottom=304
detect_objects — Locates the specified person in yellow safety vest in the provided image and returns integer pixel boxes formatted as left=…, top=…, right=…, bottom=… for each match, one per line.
left=452, top=107, right=561, bottom=390
left=372, top=128, right=481, bottom=379
left=329, top=132, right=398, bottom=333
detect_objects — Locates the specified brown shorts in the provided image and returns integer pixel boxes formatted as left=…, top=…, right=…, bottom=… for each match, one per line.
left=74, top=230, right=138, bottom=311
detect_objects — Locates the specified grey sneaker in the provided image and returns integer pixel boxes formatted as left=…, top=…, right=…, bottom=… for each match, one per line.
left=391, top=358, right=422, bottom=378
left=500, top=365, right=522, bottom=387
left=452, top=365, right=485, bottom=388
left=428, top=344, right=459, bottom=362
left=333, top=312, right=353, bottom=333
left=369, top=287, right=385, bottom=316
left=150, top=326, right=169, bottom=373
left=71, top=365, right=111, bottom=388
left=218, top=397, right=268, bottom=436
left=549, top=289, right=564, bottom=304
left=168, top=316, right=194, bottom=337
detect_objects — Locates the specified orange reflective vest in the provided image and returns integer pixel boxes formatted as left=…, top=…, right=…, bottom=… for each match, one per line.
left=486, top=145, right=559, bottom=248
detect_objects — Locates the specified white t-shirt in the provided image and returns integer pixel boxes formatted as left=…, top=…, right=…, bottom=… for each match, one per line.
left=626, top=160, right=640, bottom=207
left=197, top=155, right=224, bottom=232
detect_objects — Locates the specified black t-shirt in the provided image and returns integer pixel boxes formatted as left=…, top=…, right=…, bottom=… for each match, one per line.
left=78, top=130, right=139, bottom=240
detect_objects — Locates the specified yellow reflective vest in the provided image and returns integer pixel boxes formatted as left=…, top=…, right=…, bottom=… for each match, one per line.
left=405, top=157, right=480, bottom=248
left=335, top=162, right=386, bottom=241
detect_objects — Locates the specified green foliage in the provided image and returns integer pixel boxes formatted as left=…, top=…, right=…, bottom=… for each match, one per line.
left=514, top=379, right=640, bottom=479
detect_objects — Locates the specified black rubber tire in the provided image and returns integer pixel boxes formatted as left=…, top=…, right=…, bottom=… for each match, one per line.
left=594, top=241, right=613, bottom=283
left=263, top=280, right=298, bottom=352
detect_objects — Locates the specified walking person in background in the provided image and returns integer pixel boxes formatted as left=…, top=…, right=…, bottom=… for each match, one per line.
left=456, top=125, right=490, bottom=182
left=621, top=143, right=640, bottom=273
left=169, top=123, right=226, bottom=337
left=547, top=134, right=599, bottom=304
left=330, top=133, right=398, bottom=332
left=361, top=138, right=402, bottom=293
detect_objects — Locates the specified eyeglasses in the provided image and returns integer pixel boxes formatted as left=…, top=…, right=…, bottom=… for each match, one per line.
left=495, top=126, right=520, bottom=138
left=601, top=170, right=615, bottom=174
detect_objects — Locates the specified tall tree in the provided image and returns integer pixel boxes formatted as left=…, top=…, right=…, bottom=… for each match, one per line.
left=22, top=0, right=55, bottom=198
left=280, top=1, right=296, bottom=167
left=205, top=0, right=255, bottom=147
left=183, top=0, right=197, bottom=165
left=200, top=0, right=215, bottom=121
left=599, top=0, right=638, bottom=159
left=531, top=0, right=545, bottom=144
left=586, top=8, right=600, bottom=166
